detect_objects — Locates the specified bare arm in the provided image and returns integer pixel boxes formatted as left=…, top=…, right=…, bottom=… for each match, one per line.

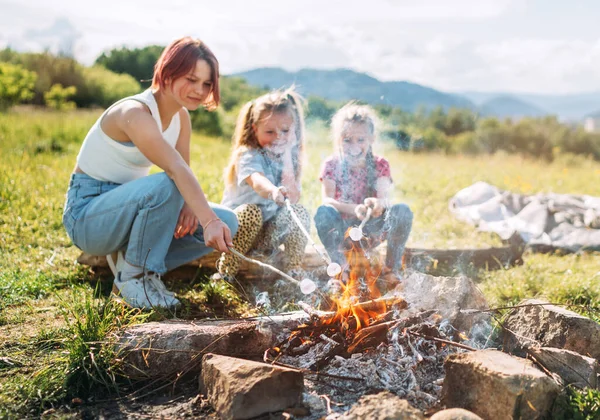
left=175, top=108, right=191, bottom=165
left=173, top=109, right=197, bottom=238
left=117, top=103, right=232, bottom=251
left=321, top=178, right=359, bottom=216
left=364, top=177, right=393, bottom=218
left=246, top=172, right=281, bottom=202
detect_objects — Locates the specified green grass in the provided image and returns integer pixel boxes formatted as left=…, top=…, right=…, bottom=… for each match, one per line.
left=1, top=109, right=600, bottom=416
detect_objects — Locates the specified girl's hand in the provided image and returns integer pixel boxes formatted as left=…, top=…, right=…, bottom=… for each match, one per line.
left=174, top=204, right=198, bottom=239
left=355, top=204, right=368, bottom=220
left=364, top=197, right=385, bottom=218
left=270, top=186, right=287, bottom=206
left=203, top=219, right=234, bottom=253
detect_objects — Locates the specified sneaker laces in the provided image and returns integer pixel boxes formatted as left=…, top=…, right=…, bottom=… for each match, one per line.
left=145, top=272, right=176, bottom=297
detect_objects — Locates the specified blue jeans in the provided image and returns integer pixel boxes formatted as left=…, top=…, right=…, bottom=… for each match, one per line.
left=314, top=204, right=413, bottom=271
left=62, top=172, right=238, bottom=274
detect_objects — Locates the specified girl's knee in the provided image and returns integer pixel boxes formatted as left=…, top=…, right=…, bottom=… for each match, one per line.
left=390, top=204, right=413, bottom=222
left=315, top=205, right=340, bottom=225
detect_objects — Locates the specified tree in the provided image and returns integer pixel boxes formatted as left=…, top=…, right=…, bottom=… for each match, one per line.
left=306, top=95, right=336, bottom=121
left=95, top=45, right=164, bottom=84
left=0, top=62, right=37, bottom=111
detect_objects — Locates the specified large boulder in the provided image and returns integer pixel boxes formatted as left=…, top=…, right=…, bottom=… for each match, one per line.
left=200, top=353, right=304, bottom=420
left=503, top=299, right=600, bottom=361
left=116, top=313, right=306, bottom=379
left=442, top=349, right=560, bottom=420
left=399, top=271, right=490, bottom=333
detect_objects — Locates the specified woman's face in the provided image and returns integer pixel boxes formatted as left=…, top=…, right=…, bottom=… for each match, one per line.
left=253, top=110, right=296, bottom=155
left=168, top=59, right=213, bottom=110
left=340, top=122, right=374, bottom=163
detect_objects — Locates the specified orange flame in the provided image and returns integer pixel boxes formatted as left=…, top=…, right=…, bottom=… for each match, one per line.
left=325, top=228, right=387, bottom=333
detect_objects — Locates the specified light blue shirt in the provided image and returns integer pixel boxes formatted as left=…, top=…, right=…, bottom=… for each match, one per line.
left=221, top=148, right=283, bottom=222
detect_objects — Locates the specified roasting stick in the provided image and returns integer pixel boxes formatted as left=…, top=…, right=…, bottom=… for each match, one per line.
left=349, top=206, right=373, bottom=241
left=228, top=247, right=317, bottom=295
left=284, top=198, right=342, bottom=277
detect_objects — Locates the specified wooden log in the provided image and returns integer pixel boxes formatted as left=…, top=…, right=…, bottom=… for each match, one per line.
left=77, top=234, right=525, bottom=280
left=347, top=320, right=395, bottom=354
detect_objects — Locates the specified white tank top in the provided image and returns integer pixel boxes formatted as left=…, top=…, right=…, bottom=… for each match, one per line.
left=76, top=89, right=181, bottom=184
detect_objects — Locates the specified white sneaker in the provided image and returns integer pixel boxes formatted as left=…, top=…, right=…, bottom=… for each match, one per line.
left=106, top=251, right=125, bottom=277
left=145, top=272, right=181, bottom=308
left=108, top=252, right=180, bottom=309
left=111, top=273, right=164, bottom=309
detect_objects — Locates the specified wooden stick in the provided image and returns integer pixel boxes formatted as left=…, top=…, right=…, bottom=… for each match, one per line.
left=228, top=247, right=301, bottom=286
left=285, top=198, right=332, bottom=266
left=406, top=330, right=477, bottom=351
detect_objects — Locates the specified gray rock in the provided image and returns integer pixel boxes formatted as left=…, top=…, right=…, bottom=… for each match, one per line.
left=399, top=271, right=490, bottom=334
left=340, top=391, right=424, bottom=420
left=528, top=347, right=598, bottom=388
left=200, top=353, right=304, bottom=420
left=430, top=408, right=483, bottom=420
left=442, top=349, right=560, bottom=419
left=503, top=299, right=600, bottom=361
left=116, top=313, right=307, bottom=379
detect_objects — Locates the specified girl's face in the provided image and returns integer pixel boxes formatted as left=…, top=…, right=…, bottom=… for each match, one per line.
left=167, top=59, right=213, bottom=110
left=340, top=122, right=374, bottom=163
left=253, top=110, right=296, bottom=155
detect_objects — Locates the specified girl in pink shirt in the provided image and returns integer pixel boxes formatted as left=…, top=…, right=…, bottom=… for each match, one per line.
left=315, top=102, right=413, bottom=284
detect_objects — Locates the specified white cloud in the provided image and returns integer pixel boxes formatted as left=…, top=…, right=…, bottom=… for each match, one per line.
left=2, top=0, right=600, bottom=93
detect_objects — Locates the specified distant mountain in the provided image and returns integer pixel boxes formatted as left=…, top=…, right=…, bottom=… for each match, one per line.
left=232, top=67, right=474, bottom=112
left=462, top=91, right=600, bottom=120
left=479, top=96, right=547, bottom=119
left=585, top=109, right=600, bottom=119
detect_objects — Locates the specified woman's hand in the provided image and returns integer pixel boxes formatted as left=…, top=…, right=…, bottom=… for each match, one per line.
left=203, top=219, right=233, bottom=253
left=174, top=204, right=198, bottom=239
left=364, top=197, right=385, bottom=218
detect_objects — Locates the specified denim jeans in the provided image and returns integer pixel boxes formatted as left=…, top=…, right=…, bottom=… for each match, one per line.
left=63, top=172, right=238, bottom=274
left=314, top=204, right=413, bottom=271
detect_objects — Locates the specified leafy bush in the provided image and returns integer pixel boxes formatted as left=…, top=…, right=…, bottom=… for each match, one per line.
left=0, top=62, right=37, bottom=111
left=44, top=84, right=77, bottom=111
left=190, top=107, right=224, bottom=137
left=0, top=49, right=84, bottom=106
left=76, top=65, right=141, bottom=108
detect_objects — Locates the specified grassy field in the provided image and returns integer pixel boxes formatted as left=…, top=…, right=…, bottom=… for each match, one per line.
left=1, top=109, right=600, bottom=417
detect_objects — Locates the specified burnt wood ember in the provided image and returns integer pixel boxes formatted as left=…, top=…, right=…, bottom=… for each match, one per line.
left=272, top=297, right=460, bottom=378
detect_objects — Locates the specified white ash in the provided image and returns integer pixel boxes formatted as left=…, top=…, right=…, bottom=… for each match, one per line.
left=280, top=331, right=463, bottom=414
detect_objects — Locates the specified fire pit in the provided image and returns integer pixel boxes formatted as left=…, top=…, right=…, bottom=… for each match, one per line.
left=261, top=231, right=493, bottom=413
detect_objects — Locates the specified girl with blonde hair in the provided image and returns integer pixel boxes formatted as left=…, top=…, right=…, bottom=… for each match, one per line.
left=315, top=102, right=413, bottom=285
left=216, top=87, right=310, bottom=280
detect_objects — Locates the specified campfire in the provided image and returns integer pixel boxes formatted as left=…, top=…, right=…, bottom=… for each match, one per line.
left=263, top=230, right=483, bottom=411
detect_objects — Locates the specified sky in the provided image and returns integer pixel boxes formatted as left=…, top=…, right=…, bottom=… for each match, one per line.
left=2, top=0, right=600, bottom=94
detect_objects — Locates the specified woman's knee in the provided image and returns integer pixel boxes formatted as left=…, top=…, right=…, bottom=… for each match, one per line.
left=144, top=173, right=184, bottom=208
